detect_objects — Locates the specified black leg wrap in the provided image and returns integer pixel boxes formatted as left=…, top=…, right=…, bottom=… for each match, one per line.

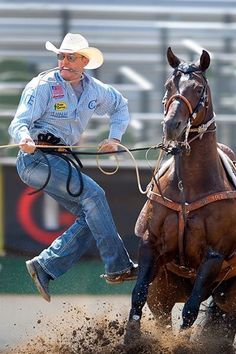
left=128, top=240, right=155, bottom=323
left=181, top=296, right=200, bottom=329
left=181, top=248, right=224, bottom=330
left=129, top=308, right=142, bottom=322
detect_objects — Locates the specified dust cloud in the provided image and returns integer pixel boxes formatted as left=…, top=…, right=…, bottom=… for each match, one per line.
left=2, top=301, right=234, bottom=354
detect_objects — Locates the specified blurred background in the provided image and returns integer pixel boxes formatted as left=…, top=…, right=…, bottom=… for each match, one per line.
left=0, top=0, right=236, bottom=350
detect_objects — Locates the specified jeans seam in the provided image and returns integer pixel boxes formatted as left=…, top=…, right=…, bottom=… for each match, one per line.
left=40, top=223, right=87, bottom=277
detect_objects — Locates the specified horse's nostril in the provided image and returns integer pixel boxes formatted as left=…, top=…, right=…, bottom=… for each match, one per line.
left=175, top=121, right=181, bottom=130
left=169, top=120, right=182, bottom=131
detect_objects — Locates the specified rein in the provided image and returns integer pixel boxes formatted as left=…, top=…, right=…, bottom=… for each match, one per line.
left=1, top=141, right=167, bottom=197
left=33, top=142, right=163, bottom=197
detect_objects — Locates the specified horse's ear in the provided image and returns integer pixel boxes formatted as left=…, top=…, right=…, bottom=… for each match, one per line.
left=167, top=47, right=181, bottom=68
left=199, top=50, right=211, bottom=72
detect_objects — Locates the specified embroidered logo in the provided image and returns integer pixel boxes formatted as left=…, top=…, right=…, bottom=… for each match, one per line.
left=26, top=94, right=35, bottom=106
left=88, top=99, right=97, bottom=109
left=52, top=85, right=64, bottom=98
left=50, top=112, right=68, bottom=117
left=54, top=101, right=67, bottom=110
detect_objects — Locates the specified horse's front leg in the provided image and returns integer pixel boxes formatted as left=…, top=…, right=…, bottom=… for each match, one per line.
left=124, top=238, right=156, bottom=344
left=181, top=248, right=224, bottom=329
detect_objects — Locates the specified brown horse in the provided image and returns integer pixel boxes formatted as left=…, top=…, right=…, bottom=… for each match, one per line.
left=125, top=48, right=236, bottom=346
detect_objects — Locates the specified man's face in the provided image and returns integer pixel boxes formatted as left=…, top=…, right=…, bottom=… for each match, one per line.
left=57, top=52, right=89, bottom=81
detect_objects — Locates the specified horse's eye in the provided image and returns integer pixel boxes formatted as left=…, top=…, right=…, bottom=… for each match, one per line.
left=196, top=86, right=204, bottom=95
left=165, top=81, right=173, bottom=91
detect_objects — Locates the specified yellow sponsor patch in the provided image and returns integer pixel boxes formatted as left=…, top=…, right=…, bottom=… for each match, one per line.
left=54, top=101, right=67, bottom=110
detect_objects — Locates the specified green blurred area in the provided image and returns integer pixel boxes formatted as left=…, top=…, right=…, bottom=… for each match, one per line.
left=0, top=256, right=134, bottom=295
left=0, top=59, right=37, bottom=157
left=0, top=58, right=36, bottom=108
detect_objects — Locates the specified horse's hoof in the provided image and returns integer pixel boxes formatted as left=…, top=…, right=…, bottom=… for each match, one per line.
left=178, top=324, right=192, bottom=340
left=180, top=324, right=187, bottom=331
left=124, top=319, right=141, bottom=346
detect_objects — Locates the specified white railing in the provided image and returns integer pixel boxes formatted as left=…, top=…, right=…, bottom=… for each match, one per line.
left=1, top=3, right=236, bottom=115
left=1, top=111, right=236, bottom=151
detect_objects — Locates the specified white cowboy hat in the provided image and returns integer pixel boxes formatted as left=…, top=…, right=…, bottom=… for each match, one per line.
left=45, top=33, right=104, bottom=70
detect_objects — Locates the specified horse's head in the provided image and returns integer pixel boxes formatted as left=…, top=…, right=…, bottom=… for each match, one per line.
left=162, top=47, right=213, bottom=144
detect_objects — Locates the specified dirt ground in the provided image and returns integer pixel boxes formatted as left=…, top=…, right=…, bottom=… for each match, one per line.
left=0, top=295, right=235, bottom=354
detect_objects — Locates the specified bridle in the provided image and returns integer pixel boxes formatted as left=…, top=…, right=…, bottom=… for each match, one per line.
left=164, top=70, right=208, bottom=119
left=149, top=62, right=236, bottom=266
left=162, top=66, right=216, bottom=146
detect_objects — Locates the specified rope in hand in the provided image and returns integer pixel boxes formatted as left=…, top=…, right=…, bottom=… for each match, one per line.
left=0, top=142, right=165, bottom=195
left=96, top=141, right=164, bottom=194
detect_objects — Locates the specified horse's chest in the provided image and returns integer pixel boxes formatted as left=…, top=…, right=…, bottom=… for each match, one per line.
left=150, top=207, right=207, bottom=265
left=184, top=214, right=207, bottom=264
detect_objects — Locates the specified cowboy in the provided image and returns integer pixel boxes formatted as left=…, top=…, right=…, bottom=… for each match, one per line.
left=8, top=33, right=138, bottom=302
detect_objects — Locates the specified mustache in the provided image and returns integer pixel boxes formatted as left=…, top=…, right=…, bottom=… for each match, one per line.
left=60, top=68, right=81, bottom=73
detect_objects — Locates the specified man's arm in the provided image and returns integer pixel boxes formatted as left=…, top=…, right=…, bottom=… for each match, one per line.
left=8, top=80, right=48, bottom=153
left=94, top=82, right=130, bottom=149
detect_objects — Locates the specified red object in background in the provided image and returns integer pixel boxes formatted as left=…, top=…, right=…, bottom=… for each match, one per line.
left=3, top=163, right=143, bottom=256
left=17, top=187, right=75, bottom=245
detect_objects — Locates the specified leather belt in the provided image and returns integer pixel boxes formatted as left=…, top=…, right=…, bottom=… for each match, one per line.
left=34, top=140, right=67, bottom=153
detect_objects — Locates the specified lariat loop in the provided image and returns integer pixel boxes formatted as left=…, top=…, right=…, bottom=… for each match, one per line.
left=29, top=133, right=84, bottom=197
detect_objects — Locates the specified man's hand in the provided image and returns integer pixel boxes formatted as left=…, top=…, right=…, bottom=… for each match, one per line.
left=19, top=137, right=36, bottom=154
left=98, top=138, right=120, bottom=153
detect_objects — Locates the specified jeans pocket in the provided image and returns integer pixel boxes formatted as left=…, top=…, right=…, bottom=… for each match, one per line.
left=16, top=151, right=43, bottom=186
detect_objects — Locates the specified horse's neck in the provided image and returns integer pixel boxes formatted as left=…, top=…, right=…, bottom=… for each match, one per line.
left=181, top=108, right=220, bottom=176
left=184, top=130, right=218, bottom=164
left=174, top=132, right=227, bottom=193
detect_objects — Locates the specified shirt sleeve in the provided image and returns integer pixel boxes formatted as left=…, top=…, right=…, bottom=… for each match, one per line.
left=94, top=83, right=130, bottom=141
left=8, top=78, right=49, bottom=143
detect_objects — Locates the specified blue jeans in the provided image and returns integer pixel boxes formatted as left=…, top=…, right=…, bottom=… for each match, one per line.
left=16, top=150, right=134, bottom=279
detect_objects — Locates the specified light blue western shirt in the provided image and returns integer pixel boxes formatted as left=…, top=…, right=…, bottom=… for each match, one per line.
left=8, top=69, right=130, bottom=145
